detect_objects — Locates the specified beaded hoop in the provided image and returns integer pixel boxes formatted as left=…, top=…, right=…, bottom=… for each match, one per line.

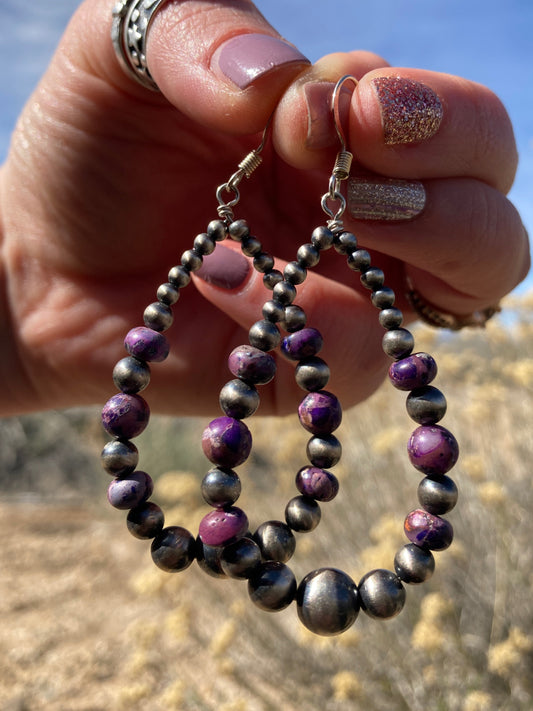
left=101, top=76, right=459, bottom=636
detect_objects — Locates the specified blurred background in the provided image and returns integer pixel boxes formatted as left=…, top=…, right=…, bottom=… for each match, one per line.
left=0, top=2, right=532, bottom=710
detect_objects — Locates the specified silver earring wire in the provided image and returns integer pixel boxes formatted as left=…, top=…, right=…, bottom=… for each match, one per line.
left=321, top=74, right=359, bottom=223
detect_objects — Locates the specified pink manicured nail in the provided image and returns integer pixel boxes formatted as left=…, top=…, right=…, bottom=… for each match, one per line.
left=372, top=76, right=443, bottom=145
left=216, top=33, right=310, bottom=89
left=196, top=245, right=251, bottom=290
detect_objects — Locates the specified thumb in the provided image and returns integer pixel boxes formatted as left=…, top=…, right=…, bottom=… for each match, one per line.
left=67, top=1, right=309, bottom=134
left=133, top=0, right=309, bottom=133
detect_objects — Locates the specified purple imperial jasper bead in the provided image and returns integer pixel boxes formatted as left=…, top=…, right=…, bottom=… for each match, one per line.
left=228, top=345, right=276, bottom=384
left=102, top=393, right=150, bottom=439
left=107, top=471, right=154, bottom=510
left=407, top=424, right=459, bottom=475
left=298, top=391, right=342, bottom=435
left=295, top=466, right=339, bottom=502
left=388, top=352, right=437, bottom=391
left=404, top=508, right=454, bottom=551
left=124, top=326, right=170, bottom=362
left=199, top=506, right=249, bottom=547
left=281, top=327, right=323, bottom=361
left=202, top=416, right=252, bottom=468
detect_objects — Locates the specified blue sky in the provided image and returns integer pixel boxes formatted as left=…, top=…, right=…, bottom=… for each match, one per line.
left=2, top=0, right=532, bottom=290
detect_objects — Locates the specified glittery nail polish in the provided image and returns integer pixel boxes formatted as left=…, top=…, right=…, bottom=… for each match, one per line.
left=347, top=177, right=426, bottom=221
left=372, top=77, right=443, bottom=145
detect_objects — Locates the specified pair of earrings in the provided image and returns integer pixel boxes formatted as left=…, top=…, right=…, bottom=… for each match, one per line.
left=100, top=76, right=459, bottom=636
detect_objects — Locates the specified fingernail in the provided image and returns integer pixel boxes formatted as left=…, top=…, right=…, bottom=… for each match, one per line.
left=216, top=33, right=310, bottom=89
left=304, top=81, right=337, bottom=149
left=196, top=245, right=251, bottom=290
left=347, top=177, right=426, bottom=221
left=372, top=76, right=443, bottom=145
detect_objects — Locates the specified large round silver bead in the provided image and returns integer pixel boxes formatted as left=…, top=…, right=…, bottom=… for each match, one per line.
left=296, top=568, right=359, bottom=636
left=358, top=569, right=406, bottom=619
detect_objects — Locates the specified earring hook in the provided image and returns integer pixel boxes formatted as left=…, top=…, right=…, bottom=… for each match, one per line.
left=321, top=75, right=358, bottom=222
left=332, top=74, right=358, bottom=153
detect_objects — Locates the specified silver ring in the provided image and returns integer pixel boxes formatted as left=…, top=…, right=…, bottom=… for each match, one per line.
left=111, top=0, right=171, bottom=91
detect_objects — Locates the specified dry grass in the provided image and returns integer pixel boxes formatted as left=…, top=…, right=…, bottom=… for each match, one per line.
left=1, top=294, right=532, bottom=710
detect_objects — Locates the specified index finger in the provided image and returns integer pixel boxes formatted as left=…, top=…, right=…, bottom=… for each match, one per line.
left=274, top=59, right=518, bottom=194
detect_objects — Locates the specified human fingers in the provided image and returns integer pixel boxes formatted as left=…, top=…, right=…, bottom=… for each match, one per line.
left=342, top=178, right=529, bottom=315
left=72, top=0, right=311, bottom=134
left=274, top=57, right=518, bottom=194
left=193, top=242, right=391, bottom=412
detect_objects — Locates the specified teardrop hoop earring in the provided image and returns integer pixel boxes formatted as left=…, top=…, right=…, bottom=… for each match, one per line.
left=101, top=76, right=459, bottom=636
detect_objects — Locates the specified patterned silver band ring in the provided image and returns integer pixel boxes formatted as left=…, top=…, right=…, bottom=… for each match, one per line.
left=111, top=0, right=171, bottom=91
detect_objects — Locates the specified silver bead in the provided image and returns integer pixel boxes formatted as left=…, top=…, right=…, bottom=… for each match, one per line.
left=221, top=537, right=261, bottom=579
left=253, top=252, right=275, bottom=273
left=262, top=299, right=285, bottom=323
left=263, top=269, right=284, bottom=290
left=193, top=232, right=216, bottom=255
left=228, top=219, right=249, bottom=241
left=311, top=226, right=335, bottom=251
left=347, top=249, right=371, bottom=272
left=249, top=320, right=280, bottom=352
left=248, top=561, right=297, bottom=611
left=143, top=302, right=173, bottom=332
left=201, top=467, right=241, bottom=507
left=181, top=249, right=203, bottom=272
left=253, top=520, right=296, bottom=563
left=285, top=496, right=321, bottom=532
left=151, top=526, right=196, bottom=572
left=113, top=356, right=151, bottom=394
left=272, top=280, right=297, bottom=306
left=372, top=287, right=396, bottom=309
left=282, top=305, right=307, bottom=333
left=168, top=265, right=191, bottom=288
left=394, top=544, right=435, bottom=584
left=296, top=243, right=320, bottom=268
left=361, top=267, right=385, bottom=290
left=306, top=434, right=342, bottom=468
left=407, top=385, right=447, bottom=425
left=358, top=569, right=406, bottom=619
left=196, top=537, right=226, bottom=578
left=241, top=235, right=263, bottom=257
left=284, top=261, right=307, bottom=285
left=379, top=307, right=403, bottom=330
left=382, top=328, right=415, bottom=359
left=417, top=474, right=458, bottom=514
left=295, top=357, right=330, bottom=391
left=296, top=568, right=359, bottom=636
left=157, top=282, right=180, bottom=305
left=334, top=231, right=358, bottom=255
left=207, top=219, right=227, bottom=242
left=101, top=439, right=138, bottom=476
left=219, top=379, right=260, bottom=419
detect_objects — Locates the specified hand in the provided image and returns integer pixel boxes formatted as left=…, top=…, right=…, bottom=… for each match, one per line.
left=0, top=0, right=528, bottom=416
